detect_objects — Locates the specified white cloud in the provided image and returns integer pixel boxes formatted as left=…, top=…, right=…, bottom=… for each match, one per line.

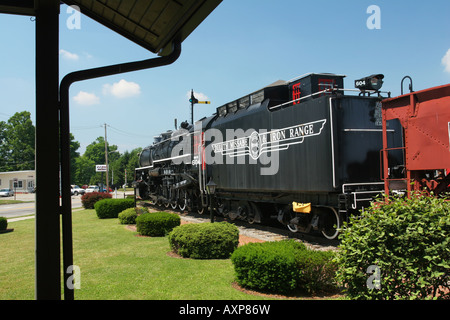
left=186, top=90, right=209, bottom=101
left=73, top=91, right=100, bottom=106
left=102, top=79, right=141, bottom=98
left=442, top=49, right=450, bottom=73
left=59, top=49, right=79, bottom=61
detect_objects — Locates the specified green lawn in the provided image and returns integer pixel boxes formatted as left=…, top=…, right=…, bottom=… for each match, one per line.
left=0, top=200, right=30, bottom=205
left=0, top=209, right=267, bottom=300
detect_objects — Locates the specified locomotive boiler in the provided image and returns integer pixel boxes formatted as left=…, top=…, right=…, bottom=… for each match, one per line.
left=134, top=73, right=404, bottom=239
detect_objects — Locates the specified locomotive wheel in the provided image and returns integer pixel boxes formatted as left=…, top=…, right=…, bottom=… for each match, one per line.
left=321, top=207, right=341, bottom=240
left=178, top=189, right=188, bottom=211
left=287, top=223, right=299, bottom=233
left=283, top=206, right=299, bottom=233
left=197, top=196, right=205, bottom=214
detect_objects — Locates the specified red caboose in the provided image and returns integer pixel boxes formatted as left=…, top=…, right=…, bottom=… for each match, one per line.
left=382, top=83, right=450, bottom=195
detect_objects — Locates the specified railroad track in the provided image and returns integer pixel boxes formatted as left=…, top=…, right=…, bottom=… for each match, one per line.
left=138, top=201, right=339, bottom=252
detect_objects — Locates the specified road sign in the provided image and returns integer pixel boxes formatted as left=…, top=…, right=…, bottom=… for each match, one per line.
left=96, top=164, right=107, bottom=172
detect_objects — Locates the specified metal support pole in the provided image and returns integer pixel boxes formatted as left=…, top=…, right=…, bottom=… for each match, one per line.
left=35, top=0, right=61, bottom=300
left=59, top=41, right=181, bottom=299
left=210, top=195, right=214, bottom=223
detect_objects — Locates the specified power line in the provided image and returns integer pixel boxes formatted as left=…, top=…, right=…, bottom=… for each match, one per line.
left=108, top=124, right=155, bottom=139
left=71, top=125, right=103, bottom=131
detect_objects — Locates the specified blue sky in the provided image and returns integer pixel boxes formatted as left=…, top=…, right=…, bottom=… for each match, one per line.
left=1, top=1, right=449, bottom=154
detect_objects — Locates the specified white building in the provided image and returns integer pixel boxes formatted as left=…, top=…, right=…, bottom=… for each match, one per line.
left=0, top=170, right=35, bottom=193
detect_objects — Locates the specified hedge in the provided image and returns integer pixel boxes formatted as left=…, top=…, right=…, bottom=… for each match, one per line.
left=81, top=192, right=112, bottom=209
left=231, top=240, right=337, bottom=294
left=136, top=212, right=180, bottom=237
left=94, top=198, right=135, bottom=219
left=168, top=222, right=239, bottom=259
left=118, top=206, right=149, bottom=224
left=0, top=217, right=7, bottom=231
left=335, top=193, right=450, bottom=300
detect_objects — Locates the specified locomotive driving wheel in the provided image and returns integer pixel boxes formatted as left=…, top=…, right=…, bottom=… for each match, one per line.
left=170, top=189, right=178, bottom=209
left=178, top=189, right=188, bottom=211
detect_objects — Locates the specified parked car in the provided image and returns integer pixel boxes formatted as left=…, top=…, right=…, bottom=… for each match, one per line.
left=71, top=185, right=85, bottom=196
left=85, top=185, right=100, bottom=193
left=0, top=188, right=14, bottom=197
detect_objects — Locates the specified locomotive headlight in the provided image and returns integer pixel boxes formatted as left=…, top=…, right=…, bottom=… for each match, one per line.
left=355, top=74, right=384, bottom=91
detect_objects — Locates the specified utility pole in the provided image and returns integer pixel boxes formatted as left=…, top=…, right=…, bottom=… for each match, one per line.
left=104, top=123, right=109, bottom=194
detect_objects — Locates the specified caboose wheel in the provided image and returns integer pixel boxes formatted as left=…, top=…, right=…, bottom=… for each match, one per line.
left=321, top=207, right=341, bottom=240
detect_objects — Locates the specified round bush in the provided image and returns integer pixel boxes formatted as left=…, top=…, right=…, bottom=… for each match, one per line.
left=136, top=212, right=180, bottom=237
left=81, top=192, right=112, bottom=209
left=118, top=208, right=139, bottom=225
left=335, top=193, right=450, bottom=300
left=168, top=222, right=239, bottom=259
left=94, top=198, right=135, bottom=219
left=231, top=240, right=305, bottom=293
left=231, top=240, right=337, bottom=294
left=0, top=217, right=7, bottom=231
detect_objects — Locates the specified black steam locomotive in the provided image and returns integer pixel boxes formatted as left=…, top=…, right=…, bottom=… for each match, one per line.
left=134, top=73, right=403, bottom=239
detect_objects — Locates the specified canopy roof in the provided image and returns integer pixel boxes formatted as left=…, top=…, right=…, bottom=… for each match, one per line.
left=0, top=0, right=222, bottom=55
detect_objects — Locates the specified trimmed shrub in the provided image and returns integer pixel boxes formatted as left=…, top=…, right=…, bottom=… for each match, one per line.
left=136, top=212, right=180, bottom=237
left=335, top=193, right=450, bottom=300
left=168, top=222, right=239, bottom=259
left=81, top=192, right=112, bottom=209
left=118, top=206, right=148, bottom=224
left=118, top=208, right=139, bottom=224
left=94, top=198, right=135, bottom=219
left=296, top=248, right=338, bottom=294
left=231, top=240, right=337, bottom=295
left=0, top=217, right=7, bottom=231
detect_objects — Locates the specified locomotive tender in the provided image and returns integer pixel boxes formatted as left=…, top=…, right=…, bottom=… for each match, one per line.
left=134, top=73, right=403, bottom=239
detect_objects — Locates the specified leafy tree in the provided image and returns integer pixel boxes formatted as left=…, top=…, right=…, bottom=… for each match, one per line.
left=70, top=133, right=81, bottom=183
left=0, top=121, right=9, bottom=171
left=0, top=111, right=35, bottom=171
left=73, top=155, right=95, bottom=186
left=125, top=148, right=141, bottom=186
left=109, top=147, right=142, bottom=188
left=84, top=136, right=116, bottom=165
left=78, top=136, right=119, bottom=186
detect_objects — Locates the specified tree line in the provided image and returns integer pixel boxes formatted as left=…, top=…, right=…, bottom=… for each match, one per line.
left=0, top=111, right=141, bottom=188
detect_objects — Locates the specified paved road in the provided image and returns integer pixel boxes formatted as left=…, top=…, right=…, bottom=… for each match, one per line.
left=0, top=191, right=133, bottom=220
left=0, top=194, right=83, bottom=219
